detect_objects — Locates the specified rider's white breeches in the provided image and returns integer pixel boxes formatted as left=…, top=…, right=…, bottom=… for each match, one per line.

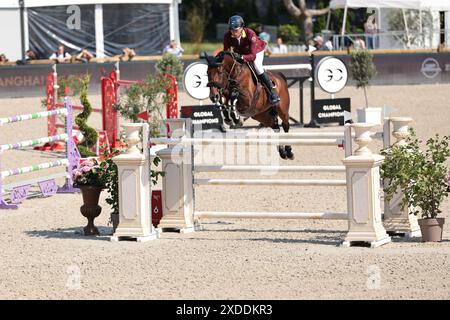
left=254, top=51, right=265, bottom=75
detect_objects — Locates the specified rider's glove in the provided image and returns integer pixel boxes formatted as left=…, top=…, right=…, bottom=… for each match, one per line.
left=234, top=53, right=245, bottom=63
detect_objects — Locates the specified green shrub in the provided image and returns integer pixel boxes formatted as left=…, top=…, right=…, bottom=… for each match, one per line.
left=381, top=129, right=450, bottom=219
left=74, top=73, right=98, bottom=157
left=116, top=73, right=170, bottom=137
left=186, top=6, right=207, bottom=45
left=156, top=53, right=184, bottom=82
left=277, top=24, right=300, bottom=43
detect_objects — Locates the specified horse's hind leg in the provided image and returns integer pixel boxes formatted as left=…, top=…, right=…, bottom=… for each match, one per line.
left=252, top=110, right=287, bottom=159
left=281, top=121, right=294, bottom=160
left=277, top=100, right=294, bottom=160
left=269, top=114, right=287, bottom=160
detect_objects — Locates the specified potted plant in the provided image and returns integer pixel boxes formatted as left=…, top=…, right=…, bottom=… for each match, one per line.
left=381, top=128, right=450, bottom=242
left=72, top=158, right=109, bottom=236
left=349, top=49, right=380, bottom=124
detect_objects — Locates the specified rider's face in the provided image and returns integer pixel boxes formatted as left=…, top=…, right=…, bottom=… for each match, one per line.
left=230, top=28, right=243, bottom=38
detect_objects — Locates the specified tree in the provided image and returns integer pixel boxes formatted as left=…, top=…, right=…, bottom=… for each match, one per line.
left=283, top=0, right=330, bottom=42
left=349, top=49, right=377, bottom=109
left=388, top=9, right=433, bottom=49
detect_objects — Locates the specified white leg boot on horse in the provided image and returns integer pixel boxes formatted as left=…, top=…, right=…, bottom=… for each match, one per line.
left=229, top=91, right=243, bottom=128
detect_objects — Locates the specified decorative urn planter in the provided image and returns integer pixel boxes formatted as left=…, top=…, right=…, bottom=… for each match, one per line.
left=79, top=185, right=103, bottom=236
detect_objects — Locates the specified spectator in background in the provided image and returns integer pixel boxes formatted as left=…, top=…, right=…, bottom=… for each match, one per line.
left=0, top=53, right=8, bottom=64
left=313, top=35, right=333, bottom=51
left=49, top=44, right=71, bottom=63
left=272, top=37, right=288, bottom=54
left=352, top=36, right=366, bottom=50
left=25, top=50, right=39, bottom=61
left=120, top=47, right=136, bottom=61
left=163, top=40, right=184, bottom=57
left=364, top=15, right=378, bottom=49
left=255, top=24, right=272, bottom=56
left=74, top=49, right=94, bottom=63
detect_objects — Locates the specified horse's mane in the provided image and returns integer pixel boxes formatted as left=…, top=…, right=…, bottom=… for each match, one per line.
left=215, top=51, right=237, bottom=64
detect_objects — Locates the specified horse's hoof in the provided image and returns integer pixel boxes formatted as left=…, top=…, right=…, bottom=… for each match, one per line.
left=224, top=119, right=232, bottom=126
left=287, top=153, right=295, bottom=160
left=235, top=120, right=244, bottom=128
left=279, top=151, right=287, bottom=159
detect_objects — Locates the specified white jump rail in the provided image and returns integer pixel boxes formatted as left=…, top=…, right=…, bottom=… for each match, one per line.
left=194, top=165, right=346, bottom=173
left=264, top=64, right=312, bottom=71
left=195, top=211, right=348, bottom=220
left=194, top=178, right=347, bottom=186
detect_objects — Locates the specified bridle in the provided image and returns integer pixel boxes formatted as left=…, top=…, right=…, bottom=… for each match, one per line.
left=207, top=52, right=245, bottom=103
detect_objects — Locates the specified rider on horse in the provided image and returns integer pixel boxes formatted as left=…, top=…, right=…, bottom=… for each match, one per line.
left=223, top=15, right=281, bottom=106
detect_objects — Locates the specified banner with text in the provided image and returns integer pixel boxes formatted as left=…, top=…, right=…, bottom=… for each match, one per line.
left=312, top=98, right=351, bottom=125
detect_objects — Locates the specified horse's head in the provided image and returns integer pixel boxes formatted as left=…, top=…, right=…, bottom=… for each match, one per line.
left=204, top=51, right=248, bottom=104
left=204, top=52, right=225, bottom=104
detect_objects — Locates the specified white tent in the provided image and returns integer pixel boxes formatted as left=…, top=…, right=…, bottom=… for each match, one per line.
left=0, top=0, right=182, bottom=60
left=329, top=0, right=450, bottom=47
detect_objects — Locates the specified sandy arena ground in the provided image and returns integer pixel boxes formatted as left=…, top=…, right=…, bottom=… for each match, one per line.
left=0, top=84, right=449, bottom=300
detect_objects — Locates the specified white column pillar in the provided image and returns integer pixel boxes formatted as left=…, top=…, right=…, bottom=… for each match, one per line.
left=382, top=117, right=421, bottom=237
left=95, top=4, right=105, bottom=58
left=169, top=1, right=175, bottom=41
left=110, top=123, right=159, bottom=242
left=156, top=119, right=196, bottom=233
left=173, top=0, right=181, bottom=44
left=342, top=123, right=391, bottom=248
left=23, top=8, right=29, bottom=51
left=445, top=11, right=450, bottom=47
left=156, top=146, right=195, bottom=233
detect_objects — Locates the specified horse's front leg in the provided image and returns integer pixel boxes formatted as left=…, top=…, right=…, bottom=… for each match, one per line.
left=228, top=90, right=243, bottom=128
left=215, top=93, right=232, bottom=126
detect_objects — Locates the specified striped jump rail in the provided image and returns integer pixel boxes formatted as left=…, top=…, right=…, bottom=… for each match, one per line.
left=0, top=134, right=68, bottom=152
left=0, top=109, right=68, bottom=126
left=1, top=160, right=69, bottom=178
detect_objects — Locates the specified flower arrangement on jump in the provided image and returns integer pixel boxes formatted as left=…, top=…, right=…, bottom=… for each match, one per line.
left=72, top=158, right=110, bottom=188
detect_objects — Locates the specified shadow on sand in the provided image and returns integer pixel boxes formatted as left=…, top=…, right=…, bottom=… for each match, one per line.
left=25, top=226, right=113, bottom=241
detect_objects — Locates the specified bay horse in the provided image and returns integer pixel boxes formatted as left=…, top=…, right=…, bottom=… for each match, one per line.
left=205, top=51, right=294, bottom=159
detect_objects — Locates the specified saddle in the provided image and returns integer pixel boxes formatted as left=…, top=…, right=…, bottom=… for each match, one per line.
left=247, top=62, right=277, bottom=87
left=246, top=62, right=277, bottom=111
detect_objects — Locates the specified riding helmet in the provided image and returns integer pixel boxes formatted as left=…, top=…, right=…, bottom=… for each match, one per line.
left=228, top=15, right=244, bottom=30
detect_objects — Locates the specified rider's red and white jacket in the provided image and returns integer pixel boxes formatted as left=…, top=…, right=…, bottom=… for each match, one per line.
left=223, top=27, right=266, bottom=62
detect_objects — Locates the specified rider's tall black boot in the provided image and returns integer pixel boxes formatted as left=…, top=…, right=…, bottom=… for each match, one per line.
left=259, top=72, right=280, bottom=106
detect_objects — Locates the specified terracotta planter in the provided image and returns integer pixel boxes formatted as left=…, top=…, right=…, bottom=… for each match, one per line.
left=418, top=218, right=445, bottom=242
left=79, top=185, right=103, bottom=236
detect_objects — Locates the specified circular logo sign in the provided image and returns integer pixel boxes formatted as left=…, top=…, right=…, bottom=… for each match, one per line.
left=315, top=56, right=348, bottom=94
left=421, top=58, right=441, bottom=79
left=183, top=62, right=209, bottom=100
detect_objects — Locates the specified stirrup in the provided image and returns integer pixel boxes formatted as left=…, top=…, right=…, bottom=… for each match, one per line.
left=269, top=93, right=280, bottom=105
